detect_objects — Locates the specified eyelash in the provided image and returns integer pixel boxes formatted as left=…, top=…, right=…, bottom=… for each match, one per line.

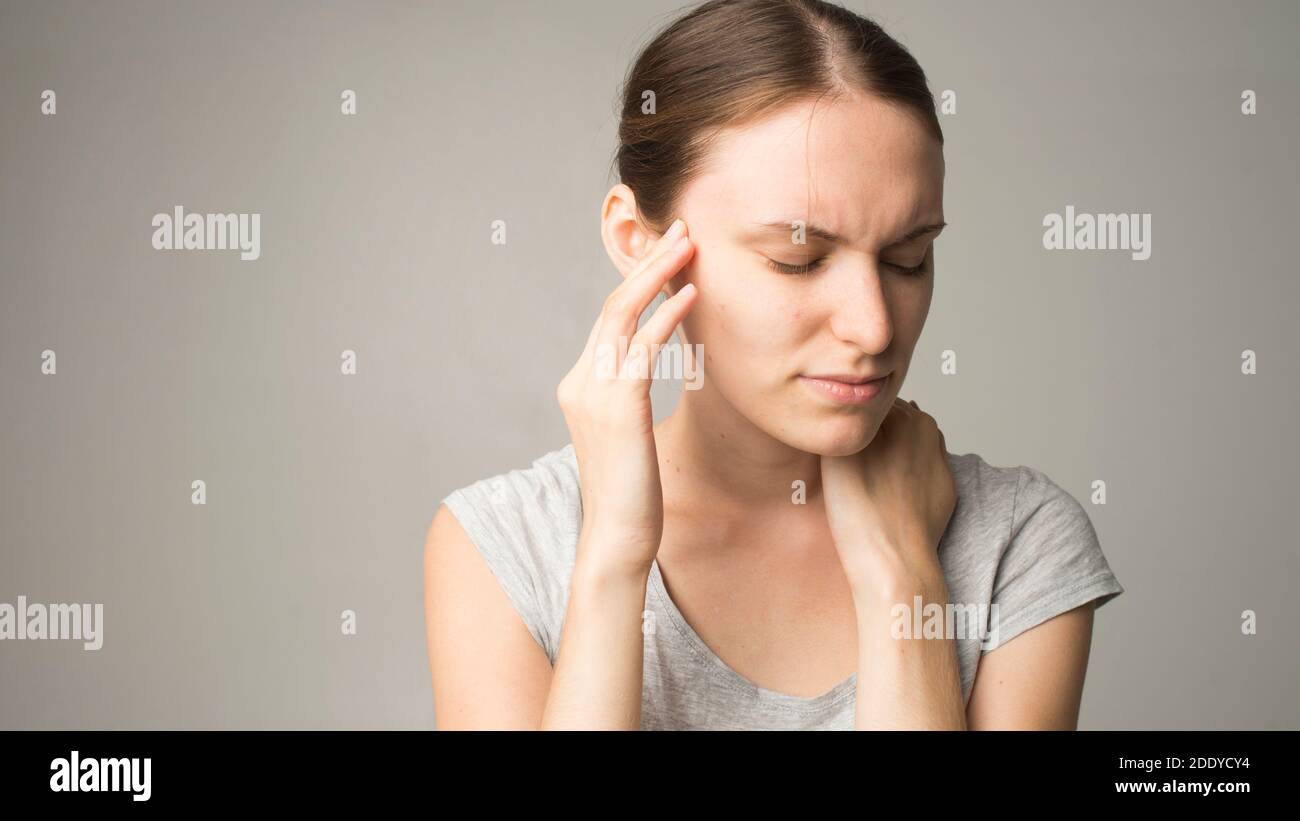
left=765, top=257, right=927, bottom=277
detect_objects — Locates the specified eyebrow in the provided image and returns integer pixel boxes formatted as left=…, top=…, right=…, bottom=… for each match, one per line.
left=746, top=219, right=947, bottom=246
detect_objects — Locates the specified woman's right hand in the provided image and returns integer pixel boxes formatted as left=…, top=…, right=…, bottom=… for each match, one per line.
left=556, top=217, right=698, bottom=579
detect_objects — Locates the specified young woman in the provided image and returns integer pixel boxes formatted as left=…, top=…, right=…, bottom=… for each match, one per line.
left=424, top=0, right=1123, bottom=730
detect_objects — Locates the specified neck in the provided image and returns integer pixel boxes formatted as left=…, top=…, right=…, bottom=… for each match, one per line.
left=654, top=384, right=823, bottom=518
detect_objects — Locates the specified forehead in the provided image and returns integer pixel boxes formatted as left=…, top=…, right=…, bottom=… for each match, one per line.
left=683, top=91, right=944, bottom=246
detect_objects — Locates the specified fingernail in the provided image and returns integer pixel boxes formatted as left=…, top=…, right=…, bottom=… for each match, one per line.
left=665, top=218, right=685, bottom=239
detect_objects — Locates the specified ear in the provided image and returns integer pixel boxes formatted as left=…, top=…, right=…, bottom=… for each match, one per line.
left=600, top=183, right=664, bottom=281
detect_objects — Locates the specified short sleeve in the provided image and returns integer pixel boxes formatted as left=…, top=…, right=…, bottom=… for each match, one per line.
left=440, top=479, right=553, bottom=661
left=982, top=466, right=1124, bottom=652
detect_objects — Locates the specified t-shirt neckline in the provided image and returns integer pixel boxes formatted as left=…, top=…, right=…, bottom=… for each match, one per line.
left=646, top=557, right=858, bottom=712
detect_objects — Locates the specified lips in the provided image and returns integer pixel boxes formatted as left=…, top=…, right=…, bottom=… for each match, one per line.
left=801, top=373, right=889, bottom=384
left=798, top=372, right=890, bottom=405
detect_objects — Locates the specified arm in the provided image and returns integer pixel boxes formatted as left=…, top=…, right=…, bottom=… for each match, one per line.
left=427, top=216, right=697, bottom=730
left=540, top=535, right=650, bottom=730
left=964, top=601, right=1096, bottom=729
left=848, top=547, right=1099, bottom=729
left=423, top=504, right=552, bottom=729
left=849, top=543, right=967, bottom=730
left=821, top=397, right=969, bottom=729
left=823, top=398, right=1107, bottom=729
left=423, top=504, right=652, bottom=730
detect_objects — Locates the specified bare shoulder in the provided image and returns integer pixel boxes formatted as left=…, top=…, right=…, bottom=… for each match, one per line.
left=422, top=504, right=552, bottom=729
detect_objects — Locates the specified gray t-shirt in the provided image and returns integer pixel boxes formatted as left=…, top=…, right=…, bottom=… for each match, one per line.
left=441, top=443, right=1123, bottom=730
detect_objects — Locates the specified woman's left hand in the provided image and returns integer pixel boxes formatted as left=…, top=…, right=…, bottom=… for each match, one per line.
left=819, top=397, right=956, bottom=594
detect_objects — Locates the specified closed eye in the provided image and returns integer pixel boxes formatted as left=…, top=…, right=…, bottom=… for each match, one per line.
left=766, top=256, right=826, bottom=276
left=765, top=256, right=929, bottom=277
left=885, top=261, right=927, bottom=276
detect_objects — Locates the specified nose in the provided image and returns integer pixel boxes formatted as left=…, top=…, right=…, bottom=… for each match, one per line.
left=824, top=256, right=894, bottom=354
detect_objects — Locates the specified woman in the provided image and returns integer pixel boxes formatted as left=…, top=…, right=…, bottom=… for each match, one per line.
left=424, top=0, right=1123, bottom=730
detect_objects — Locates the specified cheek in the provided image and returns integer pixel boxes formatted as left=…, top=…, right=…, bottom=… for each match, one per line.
left=681, top=251, right=795, bottom=367
left=888, top=278, right=933, bottom=343
left=785, top=303, right=817, bottom=333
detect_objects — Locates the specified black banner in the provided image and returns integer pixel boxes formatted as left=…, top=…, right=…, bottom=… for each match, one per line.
left=0, top=730, right=1283, bottom=807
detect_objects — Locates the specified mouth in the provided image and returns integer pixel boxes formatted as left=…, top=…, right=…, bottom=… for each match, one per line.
left=798, top=372, right=890, bottom=405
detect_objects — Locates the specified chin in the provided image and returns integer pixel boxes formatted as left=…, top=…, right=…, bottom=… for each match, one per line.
left=772, top=412, right=881, bottom=457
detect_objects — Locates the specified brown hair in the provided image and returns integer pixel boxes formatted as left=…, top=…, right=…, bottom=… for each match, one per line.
left=613, top=0, right=944, bottom=234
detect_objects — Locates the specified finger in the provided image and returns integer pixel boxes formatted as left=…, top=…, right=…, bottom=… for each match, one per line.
left=598, top=236, right=695, bottom=369
left=635, top=282, right=698, bottom=350
left=620, top=283, right=699, bottom=381
left=619, top=232, right=694, bottom=312
left=629, top=218, right=687, bottom=278
left=617, top=219, right=694, bottom=311
left=579, top=309, right=604, bottom=362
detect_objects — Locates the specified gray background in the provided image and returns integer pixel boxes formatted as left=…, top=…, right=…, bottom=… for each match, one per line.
left=1, top=0, right=1296, bottom=729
